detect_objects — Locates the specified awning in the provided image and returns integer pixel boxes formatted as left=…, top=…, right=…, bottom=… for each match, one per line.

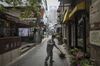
left=63, top=9, right=70, bottom=23
left=69, top=1, right=85, bottom=18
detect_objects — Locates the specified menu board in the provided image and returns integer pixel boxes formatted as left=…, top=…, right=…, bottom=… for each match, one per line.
left=90, top=30, right=100, bottom=46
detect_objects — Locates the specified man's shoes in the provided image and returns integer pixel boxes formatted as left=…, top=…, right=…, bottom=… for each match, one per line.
left=52, top=60, right=54, bottom=62
left=45, top=61, right=48, bottom=63
left=44, top=61, right=48, bottom=66
left=50, top=60, right=54, bottom=63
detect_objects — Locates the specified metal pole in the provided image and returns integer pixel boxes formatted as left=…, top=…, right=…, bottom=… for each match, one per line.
left=63, top=0, right=64, bottom=11
left=83, top=0, right=87, bottom=53
left=45, top=0, right=48, bottom=10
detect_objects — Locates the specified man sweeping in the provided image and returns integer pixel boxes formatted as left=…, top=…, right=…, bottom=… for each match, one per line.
left=45, top=35, right=58, bottom=63
left=45, top=34, right=65, bottom=66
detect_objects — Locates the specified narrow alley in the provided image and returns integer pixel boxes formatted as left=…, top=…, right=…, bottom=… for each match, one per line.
left=0, top=0, right=100, bottom=66
left=8, top=37, right=70, bottom=66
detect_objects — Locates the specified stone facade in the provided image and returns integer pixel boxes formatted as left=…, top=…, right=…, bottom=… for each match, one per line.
left=90, top=0, right=100, bottom=66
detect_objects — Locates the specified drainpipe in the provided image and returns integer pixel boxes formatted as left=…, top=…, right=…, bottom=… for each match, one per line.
left=84, top=0, right=87, bottom=53
left=82, top=0, right=87, bottom=54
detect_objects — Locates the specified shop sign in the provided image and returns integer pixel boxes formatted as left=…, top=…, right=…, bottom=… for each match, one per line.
left=90, top=30, right=100, bottom=46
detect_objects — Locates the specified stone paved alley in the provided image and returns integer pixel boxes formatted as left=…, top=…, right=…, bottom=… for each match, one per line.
left=8, top=37, right=70, bottom=66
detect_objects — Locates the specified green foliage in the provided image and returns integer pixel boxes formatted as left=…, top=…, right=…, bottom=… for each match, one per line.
left=69, top=48, right=79, bottom=55
left=69, top=48, right=93, bottom=66
left=20, top=5, right=40, bottom=18
left=0, top=4, right=5, bottom=12
left=28, top=0, right=37, bottom=6
left=0, top=0, right=41, bottom=18
left=4, top=0, right=22, bottom=7
left=80, top=59, right=91, bottom=66
left=70, top=55, right=92, bottom=66
left=21, top=0, right=41, bottom=18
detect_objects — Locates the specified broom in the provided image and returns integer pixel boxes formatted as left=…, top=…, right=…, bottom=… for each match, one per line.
left=58, top=48, right=66, bottom=59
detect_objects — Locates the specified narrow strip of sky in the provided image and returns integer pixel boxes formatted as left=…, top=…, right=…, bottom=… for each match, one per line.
left=47, top=0, right=60, bottom=10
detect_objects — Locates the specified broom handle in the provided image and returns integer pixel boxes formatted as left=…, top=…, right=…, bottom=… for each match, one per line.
left=54, top=44, right=63, bottom=53
left=58, top=48, right=63, bottom=53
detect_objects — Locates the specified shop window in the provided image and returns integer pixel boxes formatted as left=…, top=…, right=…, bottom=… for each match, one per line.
left=77, top=18, right=84, bottom=48
left=0, top=19, right=4, bottom=37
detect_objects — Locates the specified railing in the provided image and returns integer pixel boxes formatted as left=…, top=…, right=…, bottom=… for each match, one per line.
left=0, top=37, right=21, bottom=54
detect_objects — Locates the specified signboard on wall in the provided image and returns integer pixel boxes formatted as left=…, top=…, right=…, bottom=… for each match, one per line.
left=90, top=30, right=100, bottom=46
left=19, top=28, right=29, bottom=37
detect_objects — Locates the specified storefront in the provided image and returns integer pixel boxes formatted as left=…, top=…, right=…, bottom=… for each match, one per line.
left=0, top=11, right=33, bottom=53
left=63, top=1, right=89, bottom=52
left=70, top=2, right=88, bottom=52
left=0, top=13, right=18, bottom=37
